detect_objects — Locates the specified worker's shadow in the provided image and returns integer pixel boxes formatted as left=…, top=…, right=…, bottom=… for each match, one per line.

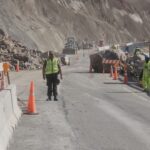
left=104, top=82, right=124, bottom=85
left=73, top=71, right=91, bottom=74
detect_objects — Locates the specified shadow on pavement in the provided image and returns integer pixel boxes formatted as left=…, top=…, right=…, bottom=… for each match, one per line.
left=106, top=91, right=144, bottom=94
left=118, top=77, right=144, bottom=92
left=73, top=71, right=90, bottom=74
left=104, top=82, right=124, bottom=84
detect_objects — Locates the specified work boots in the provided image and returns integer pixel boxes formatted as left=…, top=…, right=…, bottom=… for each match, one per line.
left=54, top=96, right=58, bottom=101
left=46, top=96, right=58, bottom=101
left=46, top=97, right=51, bottom=101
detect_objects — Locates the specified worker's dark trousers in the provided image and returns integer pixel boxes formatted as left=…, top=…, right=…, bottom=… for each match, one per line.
left=46, top=73, right=58, bottom=98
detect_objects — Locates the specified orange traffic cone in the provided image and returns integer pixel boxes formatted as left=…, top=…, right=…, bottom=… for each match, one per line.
left=113, top=64, right=118, bottom=80
left=16, top=64, right=19, bottom=72
left=26, top=81, right=38, bottom=115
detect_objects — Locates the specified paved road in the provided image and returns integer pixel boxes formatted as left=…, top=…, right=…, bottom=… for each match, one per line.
left=9, top=51, right=150, bottom=150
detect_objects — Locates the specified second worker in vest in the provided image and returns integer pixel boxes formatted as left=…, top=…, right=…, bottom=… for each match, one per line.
left=142, top=56, right=149, bottom=92
left=43, top=51, right=62, bottom=101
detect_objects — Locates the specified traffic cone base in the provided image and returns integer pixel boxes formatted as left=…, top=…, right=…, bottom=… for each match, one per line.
left=24, top=112, right=39, bottom=115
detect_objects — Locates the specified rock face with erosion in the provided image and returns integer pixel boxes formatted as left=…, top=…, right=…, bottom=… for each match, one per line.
left=0, top=0, right=150, bottom=52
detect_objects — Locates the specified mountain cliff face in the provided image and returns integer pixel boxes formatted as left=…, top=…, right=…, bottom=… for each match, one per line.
left=0, top=0, right=150, bottom=51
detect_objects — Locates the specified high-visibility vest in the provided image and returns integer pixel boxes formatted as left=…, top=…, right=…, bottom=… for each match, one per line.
left=143, top=62, right=148, bottom=75
left=142, top=62, right=149, bottom=89
left=45, top=58, right=59, bottom=75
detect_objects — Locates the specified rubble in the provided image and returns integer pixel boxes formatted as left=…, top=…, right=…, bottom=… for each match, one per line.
left=0, top=29, right=43, bottom=71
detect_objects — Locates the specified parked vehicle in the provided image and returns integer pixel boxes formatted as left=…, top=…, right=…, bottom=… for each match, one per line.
left=63, top=37, right=78, bottom=55
left=60, top=54, right=70, bottom=66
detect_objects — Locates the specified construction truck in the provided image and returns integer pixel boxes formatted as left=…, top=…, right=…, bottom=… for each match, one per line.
left=60, top=54, right=70, bottom=66
left=89, top=49, right=121, bottom=73
left=63, top=37, right=78, bottom=55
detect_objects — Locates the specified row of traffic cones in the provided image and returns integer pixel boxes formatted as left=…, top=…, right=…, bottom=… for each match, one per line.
left=110, top=64, right=128, bottom=84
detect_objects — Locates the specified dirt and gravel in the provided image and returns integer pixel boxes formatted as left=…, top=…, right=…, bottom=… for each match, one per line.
left=0, top=31, right=43, bottom=70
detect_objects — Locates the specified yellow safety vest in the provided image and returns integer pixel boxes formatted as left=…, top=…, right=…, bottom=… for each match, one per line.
left=45, top=58, right=59, bottom=75
left=143, top=62, right=148, bottom=76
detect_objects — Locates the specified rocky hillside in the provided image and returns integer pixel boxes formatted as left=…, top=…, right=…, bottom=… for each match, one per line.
left=0, top=0, right=150, bottom=52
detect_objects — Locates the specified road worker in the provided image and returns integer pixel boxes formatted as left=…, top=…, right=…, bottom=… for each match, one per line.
left=43, top=51, right=62, bottom=101
left=142, top=56, right=149, bottom=92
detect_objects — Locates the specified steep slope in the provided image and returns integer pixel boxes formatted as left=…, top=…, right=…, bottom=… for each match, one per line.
left=0, top=0, right=150, bottom=52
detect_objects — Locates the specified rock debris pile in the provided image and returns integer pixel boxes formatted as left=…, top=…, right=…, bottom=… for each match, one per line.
left=0, top=29, right=43, bottom=70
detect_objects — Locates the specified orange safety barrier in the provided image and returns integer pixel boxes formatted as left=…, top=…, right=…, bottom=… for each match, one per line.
left=3, top=62, right=10, bottom=85
left=3, top=63, right=9, bottom=75
left=103, top=59, right=120, bottom=74
left=26, top=81, right=38, bottom=115
left=103, top=59, right=120, bottom=65
left=113, top=64, right=118, bottom=80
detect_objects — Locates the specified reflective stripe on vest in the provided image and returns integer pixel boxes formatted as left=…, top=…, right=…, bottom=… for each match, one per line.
left=45, top=58, right=59, bottom=74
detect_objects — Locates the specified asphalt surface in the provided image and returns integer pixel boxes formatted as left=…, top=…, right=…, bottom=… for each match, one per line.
left=9, top=50, right=150, bottom=150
